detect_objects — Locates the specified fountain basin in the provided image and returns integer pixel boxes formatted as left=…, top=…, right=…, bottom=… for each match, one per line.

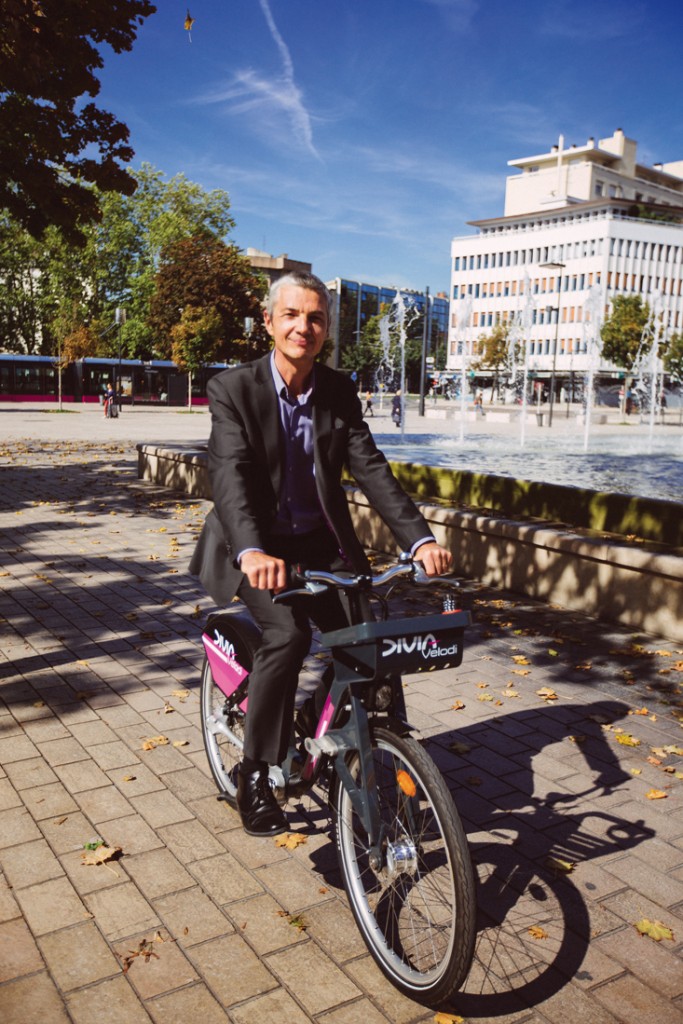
left=137, top=442, right=683, bottom=641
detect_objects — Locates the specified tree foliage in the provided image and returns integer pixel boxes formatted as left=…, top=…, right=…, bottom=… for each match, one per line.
left=0, top=0, right=156, bottom=243
left=341, top=304, right=425, bottom=392
left=471, top=322, right=518, bottom=399
left=148, top=232, right=269, bottom=363
left=663, top=332, right=683, bottom=385
left=600, top=295, right=651, bottom=370
left=0, top=165, right=253, bottom=360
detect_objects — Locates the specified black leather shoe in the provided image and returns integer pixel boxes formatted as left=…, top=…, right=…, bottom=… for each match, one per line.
left=236, top=765, right=288, bottom=837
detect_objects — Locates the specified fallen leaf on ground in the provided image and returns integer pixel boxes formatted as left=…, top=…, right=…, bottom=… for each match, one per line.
left=141, top=735, right=170, bottom=750
left=646, top=789, right=668, bottom=800
left=449, top=741, right=471, bottom=755
left=119, top=938, right=160, bottom=972
left=82, top=844, right=121, bottom=867
left=434, top=1014, right=465, bottom=1024
left=545, top=855, right=575, bottom=874
left=275, top=832, right=308, bottom=850
left=615, top=733, right=641, bottom=747
left=528, top=925, right=548, bottom=939
left=537, top=687, right=559, bottom=701
left=513, top=655, right=530, bottom=665
left=451, top=700, right=466, bottom=711
left=635, top=918, right=675, bottom=941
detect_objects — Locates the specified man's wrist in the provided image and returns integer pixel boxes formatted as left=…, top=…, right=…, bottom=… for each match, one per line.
left=410, top=537, right=436, bottom=557
left=237, top=547, right=264, bottom=566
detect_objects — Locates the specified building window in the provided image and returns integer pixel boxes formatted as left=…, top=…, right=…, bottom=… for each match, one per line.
left=454, top=257, right=460, bottom=271
left=595, top=180, right=604, bottom=196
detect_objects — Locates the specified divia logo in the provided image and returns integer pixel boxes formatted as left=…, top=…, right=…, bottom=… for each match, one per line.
left=213, top=630, right=242, bottom=671
left=381, top=633, right=459, bottom=660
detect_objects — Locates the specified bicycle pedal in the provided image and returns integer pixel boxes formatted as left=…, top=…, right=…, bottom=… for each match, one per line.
left=305, top=735, right=339, bottom=757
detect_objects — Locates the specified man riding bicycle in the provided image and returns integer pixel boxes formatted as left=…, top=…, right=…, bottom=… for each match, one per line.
left=190, top=271, right=452, bottom=837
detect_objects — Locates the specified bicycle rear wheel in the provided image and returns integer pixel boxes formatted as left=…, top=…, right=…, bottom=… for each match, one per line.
left=333, top=726, right=476, bottom=1007
left=200, top=613, right=259, bottom=804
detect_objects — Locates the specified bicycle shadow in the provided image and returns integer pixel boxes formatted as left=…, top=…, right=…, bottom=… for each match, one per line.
left=299, top=698, right=654, bottom=1017
left=427, top=697, right=652, bottom=1016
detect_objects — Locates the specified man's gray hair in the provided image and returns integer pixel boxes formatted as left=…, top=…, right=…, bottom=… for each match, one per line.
left=265, top=271, right=333, bottom=320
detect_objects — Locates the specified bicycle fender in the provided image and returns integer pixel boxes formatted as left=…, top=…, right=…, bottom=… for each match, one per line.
left=203, top=610, right=261, bottom=704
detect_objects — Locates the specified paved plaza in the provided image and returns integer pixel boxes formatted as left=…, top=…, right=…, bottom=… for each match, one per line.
left=1, top=405, right=682, bottom=1024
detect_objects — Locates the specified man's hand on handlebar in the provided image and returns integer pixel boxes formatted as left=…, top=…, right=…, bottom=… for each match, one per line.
left=413, top=542, right=453, bottom=577
left=240, top=550, right=288, bottom=593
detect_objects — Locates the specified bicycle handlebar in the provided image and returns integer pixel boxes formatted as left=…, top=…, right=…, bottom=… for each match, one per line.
left=273, top=554, right=459, bottom=602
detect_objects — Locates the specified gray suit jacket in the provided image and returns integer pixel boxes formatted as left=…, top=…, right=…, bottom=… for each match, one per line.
left=189, top=353, right=433, bottom=605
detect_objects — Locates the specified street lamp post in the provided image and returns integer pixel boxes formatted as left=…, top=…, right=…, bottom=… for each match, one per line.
left=540, top=262, right=565, bottom=427
left=419, top=286, right=430, bottom=417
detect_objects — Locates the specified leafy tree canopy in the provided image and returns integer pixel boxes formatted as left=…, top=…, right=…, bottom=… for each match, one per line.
left=148, top=232, right=269, bottom=363
left=663, top=332, right=683, bottom=385
left=0, top=0, right=156, bottom=243
left=600, top=294, right=651, bottom=371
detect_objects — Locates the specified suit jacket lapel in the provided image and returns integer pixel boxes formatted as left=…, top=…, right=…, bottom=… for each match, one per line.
left=253, top=353, right=282, bottom=497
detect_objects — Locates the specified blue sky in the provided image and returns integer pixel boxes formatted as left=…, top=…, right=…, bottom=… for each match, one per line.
left=97, top=0, right=683, bottom=294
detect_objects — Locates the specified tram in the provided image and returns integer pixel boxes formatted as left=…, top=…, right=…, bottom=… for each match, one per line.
left=0, top=354, right=231, bottom=406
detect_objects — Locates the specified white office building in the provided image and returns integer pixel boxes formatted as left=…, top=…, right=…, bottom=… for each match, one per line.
left=448, top=129, right=683, bottom=390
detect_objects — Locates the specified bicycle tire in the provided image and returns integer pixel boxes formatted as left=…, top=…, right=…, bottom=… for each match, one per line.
left=333, top=726, right=476, bottom=1006
left=200, top=613, right=259, bottom=803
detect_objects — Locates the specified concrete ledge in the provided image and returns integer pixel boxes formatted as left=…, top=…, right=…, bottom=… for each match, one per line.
left=137, top=442, right=683, bottom=641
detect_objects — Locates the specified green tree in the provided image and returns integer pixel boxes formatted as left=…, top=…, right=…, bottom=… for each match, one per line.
left=600, top=295, right=651, bottom=370
left=471, top=322, right=517, bottom=400
left=0, top=165, right=239, bottom=359
left=341, top=313, right=383, bottom=387
left=663, top=332, right=683, bottom=385
left=148, top=232, right=268, bottom=363
left=170, top=305, right=222, bottom=408
left=0, top=213, right=49, bottom=351
left=0, top=0, right=156, bottom=243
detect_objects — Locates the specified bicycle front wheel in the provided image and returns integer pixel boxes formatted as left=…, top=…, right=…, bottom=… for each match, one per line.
left=333, top=726, right=476, bottom=1007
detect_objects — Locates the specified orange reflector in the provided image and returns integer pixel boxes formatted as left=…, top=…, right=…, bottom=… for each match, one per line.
left=396, top=769, right=417, bottom=797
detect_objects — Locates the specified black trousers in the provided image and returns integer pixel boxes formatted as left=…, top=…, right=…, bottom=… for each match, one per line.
left=237, top=527, right=350, bottom=765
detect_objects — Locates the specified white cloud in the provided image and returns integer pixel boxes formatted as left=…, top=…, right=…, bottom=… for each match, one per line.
left=191, top=0, right=320, bottom=160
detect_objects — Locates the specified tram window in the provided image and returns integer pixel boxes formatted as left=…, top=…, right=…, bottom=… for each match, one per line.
left=16, top=366, right=41, bottom=392
left=0, top=365, right=11, bottom=393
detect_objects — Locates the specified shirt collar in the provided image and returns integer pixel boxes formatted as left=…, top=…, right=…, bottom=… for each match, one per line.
left=270, top=351, right=315, bottom=402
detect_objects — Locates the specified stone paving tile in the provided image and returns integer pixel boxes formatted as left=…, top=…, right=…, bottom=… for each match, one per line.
left=53, top=758, right=112, bottom=794
left=84, top=881, right=160, bottom=941
left=76, top=782, right=140, bottom=824
left=230, top=987, right=318, bottom=1024
left=0, top=916, right=44, bottom=982
left=267, top=940, right=362, bottom=1016
left=0, top=837, right=65, bottom=889
left=66, top=973, right=154, bottom=1024
left=0, top=971, right=72, bottom=1024
left=593, top=972, right=683, bottom=1024
left=222, top=892, right=309, bottom=956
left=146, top=983, right=232, bottom=1024
left=37, top=919, right=120, bottom=991
left=189, top=851, right=265, bottom=905
left=594, top=923, right=683, bottom=998
left=19, top=780, right=79, bottom=821
left=14, top=875, right=90, bottom=936
left=0, top=804, right=43, bottom=848
left=106, top=763, right=167, bottom=797
left=156, top=817, right=225, bottom=862
left=123, top=847, right=195, bottom=900
left=113, top=927, right=199, bottom=999
left=39, top=809, right=96, bottom=855
left=129, top=789, right=195, bottom=829
left=186, top=931, right=278, bottom=1008
left=152, top=886, right=233, bottom=948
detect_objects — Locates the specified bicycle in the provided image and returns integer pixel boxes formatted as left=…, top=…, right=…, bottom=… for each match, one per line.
left=199, top=553, right=477, bottom=1007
